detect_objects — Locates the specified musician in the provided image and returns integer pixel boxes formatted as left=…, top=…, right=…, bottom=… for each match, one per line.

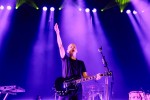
left=54, top=23, right=101, bottom=100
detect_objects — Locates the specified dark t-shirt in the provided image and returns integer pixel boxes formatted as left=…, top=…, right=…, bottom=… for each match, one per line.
left=61, top=54, right=87, bottom=79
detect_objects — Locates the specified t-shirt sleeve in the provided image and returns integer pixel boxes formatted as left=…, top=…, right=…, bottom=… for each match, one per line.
left=61, top=54, right=68, bottom=78
left=61, top=54, right=68, bottom=61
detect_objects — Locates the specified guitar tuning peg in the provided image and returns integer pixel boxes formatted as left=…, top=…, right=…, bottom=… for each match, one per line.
left=107, top=71, right=113, bottom=76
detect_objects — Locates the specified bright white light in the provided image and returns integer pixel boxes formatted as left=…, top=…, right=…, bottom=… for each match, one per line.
left=0, top=5, right=4, bottom=10
left=59, top=7, right=62, bottom=10
left=50, top=7, right=55, bottom=11
left=133, top=10, right=137, bottom=14
left=142, top=10, right=144, bottom=13
left=36, top=7, right=39, bottom=10
left=92, top=8, right=97, bottom=12
left=43, top=6, right=47, bottom=11
left=126, top=10, right=131, bottom=14
left=85, top=8, right=90, bottom=12
left=7, top=6, right=11, bottom=10
left=120, top=9, right=123, bottom=13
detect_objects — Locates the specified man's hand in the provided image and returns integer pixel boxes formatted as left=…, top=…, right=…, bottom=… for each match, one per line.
left=96, top=73, right=102, bottom=80
left=83, top=72, right=88, bottom=78
left=54, top=23, right=60, bottom=34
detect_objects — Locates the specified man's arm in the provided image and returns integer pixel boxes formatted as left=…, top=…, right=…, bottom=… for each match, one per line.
left=83, top=72, right=101, bottom=80
left=54, top=23, right=65, bottom=58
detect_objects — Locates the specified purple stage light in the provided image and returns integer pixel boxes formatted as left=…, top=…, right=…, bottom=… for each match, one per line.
left=126, top=10, right=131, bottom=14
left=43, top=6, right=47, bottom=11
left=0, top=5, right=4, bottom=10
left=85, top=8, right=90, bottom=12
left=7, top=6, right=11, bottom=10
left=133, top=10, right=137, bottom=14
left=92, top=8, right=97, bottom=12
left=50, top=7, right=55, bottom=11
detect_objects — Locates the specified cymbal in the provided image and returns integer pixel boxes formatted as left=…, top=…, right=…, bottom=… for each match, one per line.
left=0, top=85, right=25, bottom=93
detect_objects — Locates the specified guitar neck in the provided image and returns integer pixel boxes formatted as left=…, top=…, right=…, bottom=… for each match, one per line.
left=75, top=73, right=103, bottom=83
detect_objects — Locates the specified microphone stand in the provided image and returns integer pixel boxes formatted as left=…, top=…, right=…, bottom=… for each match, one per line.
left=98, top=47, right=113, bottom=100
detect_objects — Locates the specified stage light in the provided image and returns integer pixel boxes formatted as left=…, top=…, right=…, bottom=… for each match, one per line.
left=16, top=6, right=19, bottom=9
left=85, top=8, right=90, bottom=12
left=92, top=8, right=97, bottom=12
left=133, top=10, right=137, bottom=14
left=101, top=9, right=104, bottom=12
left=126, top=10, right=131, bottom=14
left=120, top=9, right=123, bottom=13
left=36, top=7, right=39, bottom=10
left=59, top=7, right=62, bottom=10
left=50, top=7, right=55, bottom=11
left=43, top=6, right=47, bottom=11
left=7, top=6, right=11, bottom=10
left=0, top=5, right=4, bottom=10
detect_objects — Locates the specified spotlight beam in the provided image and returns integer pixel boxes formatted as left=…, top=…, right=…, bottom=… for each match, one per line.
left=16, top=0, right=39, bottom=9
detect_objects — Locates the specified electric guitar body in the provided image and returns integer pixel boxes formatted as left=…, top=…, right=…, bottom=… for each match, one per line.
left=54, top=77, right=78, bottom=96
left=54, top=72, right=111, bottom=96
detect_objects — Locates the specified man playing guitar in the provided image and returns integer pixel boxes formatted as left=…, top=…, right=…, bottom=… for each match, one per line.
left=54, top=23, right=101, bottom=100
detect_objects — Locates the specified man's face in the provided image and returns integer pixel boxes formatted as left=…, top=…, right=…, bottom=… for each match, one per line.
left=67, top=43, right=77, bottom=55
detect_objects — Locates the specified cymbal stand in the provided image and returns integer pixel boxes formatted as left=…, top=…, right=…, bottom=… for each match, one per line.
left=97, top=92, right=103, bottom=100
left=88, top=90, right=95, bottom=100
left=0, top=91, right=8, bottom=100
left=2, top=92, right=17, bottom=100
left=3, top=93, right=9, bottom=100
left=88, top=90, right=103, bottom=100
left=54, top=92, right=57, bottom=100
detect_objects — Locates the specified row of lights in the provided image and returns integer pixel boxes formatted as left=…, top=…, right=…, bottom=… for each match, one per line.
left=0, top=5, right=145, bottom=14
left=126, top=9, right=145, bottom=14
left=42, top=6, right=97, bottom=12
left=0, top=5, right=97, bottom=13
left=0, top=5, right=11, bottom=10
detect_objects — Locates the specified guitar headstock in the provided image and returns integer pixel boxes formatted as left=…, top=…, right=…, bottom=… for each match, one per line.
left=103, top=71, right=112, bottom=76
left=97, top=71, right=112, bottom=77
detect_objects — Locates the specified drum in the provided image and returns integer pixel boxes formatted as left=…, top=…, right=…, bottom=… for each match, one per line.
left=129, top=91, right=145, bottom=100
left=145, top=93, right=150, bottom=100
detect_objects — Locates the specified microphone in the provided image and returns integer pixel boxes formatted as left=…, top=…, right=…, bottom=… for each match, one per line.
left=98, top=46, right=102, bottom=52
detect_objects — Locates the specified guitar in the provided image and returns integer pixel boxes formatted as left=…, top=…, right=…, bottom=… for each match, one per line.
left=54, top=72, right=111, bottom=96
